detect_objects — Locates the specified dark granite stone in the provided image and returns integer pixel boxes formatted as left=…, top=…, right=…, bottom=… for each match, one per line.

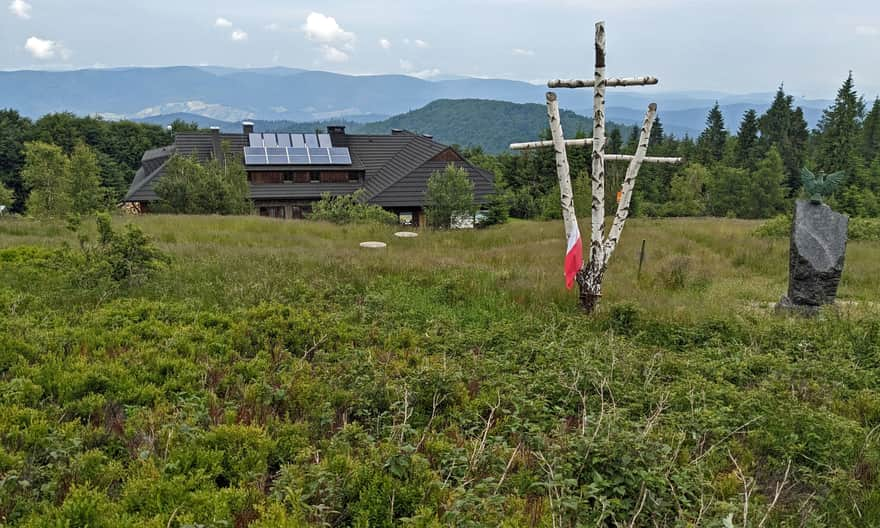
left=777, top=200, right=848, bottom=313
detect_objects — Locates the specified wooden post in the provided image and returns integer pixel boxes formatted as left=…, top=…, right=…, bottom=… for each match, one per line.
left=637, top=239, right=647, bottom=280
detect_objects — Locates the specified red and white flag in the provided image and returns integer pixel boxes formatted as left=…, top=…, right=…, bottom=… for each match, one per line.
left=564, top=225, right=583, bottom=290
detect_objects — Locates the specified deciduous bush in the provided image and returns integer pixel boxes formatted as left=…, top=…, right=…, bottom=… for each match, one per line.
left=425, top=164, right=476, bottom=228
left=310, top=190, right=397, bottom=224
left=154, top=154, right=251, bottom=215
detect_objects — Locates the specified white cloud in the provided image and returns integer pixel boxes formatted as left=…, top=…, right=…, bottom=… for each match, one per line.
left=399, top=59, right=438, bottom=79
left=25, top=36, right=69, bottom=60
left=302, top=12, right=355, bottom=45
left=321, top=45, right=349, bottom=63
left=414, top=39, right=429, bottom=48
left=856, top=25, right=879, bottom=36
left=9, top=0, right=31, bottom=19
left=231, top=30, right=248, bottom=41
left=265, top=23, right=281, bottom=31
left=215, top=17, right=232, bottom=28
left=379, top=38, right=392, bottom=49
left=512, top=48, right=535, bottom=57
left=410, top=68, right=441, bottom=79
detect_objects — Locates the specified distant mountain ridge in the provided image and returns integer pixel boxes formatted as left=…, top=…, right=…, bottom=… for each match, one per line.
left=0, top=66, right=832, bottom=138
left=135, top=99, right=625, bottom=154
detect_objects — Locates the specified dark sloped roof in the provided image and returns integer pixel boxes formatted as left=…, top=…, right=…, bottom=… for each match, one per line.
left=125, top=129, right=495, bottom=208
left=125, top=146, right=175, bottom=201
left=369, top=160, right=495, bottom=207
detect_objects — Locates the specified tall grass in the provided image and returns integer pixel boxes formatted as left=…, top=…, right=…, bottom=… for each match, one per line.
left=1, top=215, right=879, bottom=526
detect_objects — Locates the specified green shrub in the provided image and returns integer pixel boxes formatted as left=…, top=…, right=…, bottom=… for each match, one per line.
left=310, top=190, right=397, bottom=224
left=756, top=214, right=880, bottom=241
left=424, top=164, right=476, bottom=228
left=154, top=154, right=251, bottom=215
left=478, top=193, right=509, bottom=227
left=76, top=213, right=169, bottom=286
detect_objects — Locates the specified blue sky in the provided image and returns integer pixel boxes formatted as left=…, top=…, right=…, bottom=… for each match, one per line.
left=2, top=0, right=879, bottom=98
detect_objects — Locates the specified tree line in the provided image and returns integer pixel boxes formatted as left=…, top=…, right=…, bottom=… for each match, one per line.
left=463, top=73, right=880, bottom=220
left=0, top=111, right=171, bottom=213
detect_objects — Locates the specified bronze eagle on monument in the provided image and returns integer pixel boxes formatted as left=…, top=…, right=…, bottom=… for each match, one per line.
left=801, top=168, right=845, bottom=204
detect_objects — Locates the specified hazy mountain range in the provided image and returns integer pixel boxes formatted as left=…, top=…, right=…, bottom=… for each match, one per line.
left=1, top=66, right=833, bottom=142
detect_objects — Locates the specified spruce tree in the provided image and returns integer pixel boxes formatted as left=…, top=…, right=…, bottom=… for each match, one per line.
left=816, top=72, right=865, bottom=176
left=650, top=116, right=664, bottom=147
left=607, top=128, right=623, bottom=154
left=862, top=97, right=880, bottom=162
left=758, top=85, right=809, bottom=195
left=734, top=109, right=760, bottom=171
left=746, top=146, right=786, bottom=218
left=697, top=102, right=727, bottom=164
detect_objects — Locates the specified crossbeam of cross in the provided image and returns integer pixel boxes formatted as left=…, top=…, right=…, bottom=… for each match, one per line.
left=510, top=21, right=683, bottom=312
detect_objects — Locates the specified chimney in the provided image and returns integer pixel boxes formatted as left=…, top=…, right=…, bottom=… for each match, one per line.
left=242, top=121, right=255, bottom=135
left=327, top=125, right=346, bottom=144
left=209, top=126, right=222, bottom=161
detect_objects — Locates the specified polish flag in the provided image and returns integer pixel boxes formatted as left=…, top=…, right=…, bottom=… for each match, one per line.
left=564, top=225, right=583, bottom=290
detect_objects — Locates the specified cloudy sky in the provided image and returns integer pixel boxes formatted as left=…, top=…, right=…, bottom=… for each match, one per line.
left=2, top=0, right=879, bottom=98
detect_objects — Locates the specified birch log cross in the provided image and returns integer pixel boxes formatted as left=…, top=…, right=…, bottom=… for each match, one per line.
left=511, top=21, right=683, bottom=313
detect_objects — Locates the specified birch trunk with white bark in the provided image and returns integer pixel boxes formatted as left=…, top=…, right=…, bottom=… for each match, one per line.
left=580, top=20, right=607, bottom=313
left=603, top=103, right=657, bottom=262
left=545, top=92, right=579, bottom=251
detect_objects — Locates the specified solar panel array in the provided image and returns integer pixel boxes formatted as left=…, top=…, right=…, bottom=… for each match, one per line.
left=245, top=133, right=352, bottom=166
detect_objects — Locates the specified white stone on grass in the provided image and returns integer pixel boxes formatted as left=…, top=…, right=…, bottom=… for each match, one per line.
left=359, top=241, right=387, bottom=249
left=394, top=232, right=419, bottom=238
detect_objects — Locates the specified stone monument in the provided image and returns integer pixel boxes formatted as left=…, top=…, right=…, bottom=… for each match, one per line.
left=777, top=169, right=848, bottom=315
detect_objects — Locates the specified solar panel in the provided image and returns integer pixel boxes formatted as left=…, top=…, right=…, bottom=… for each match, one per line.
left=291, top=134, right=306, bottom=148
left=244, top=147, right=268, bottom=165
left=277, top=134, right=292, bottom=147
left=309, top=148, right=331, bottom=164
left=318, top=134, right=333, bottom=148
left=262, top=133, right=278, bottom=147
left=304, top=134, right=319, bottom=148
left=289, top=147, right=310, bottom=164
left=266, top=147, right=288, bottom=164
left=248, top=133, right=263, bottom=147
left=329, top=147, right=352, bottom=165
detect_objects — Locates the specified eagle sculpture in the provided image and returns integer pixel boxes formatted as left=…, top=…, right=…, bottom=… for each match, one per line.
left=801, top=168, right=845, bottom=204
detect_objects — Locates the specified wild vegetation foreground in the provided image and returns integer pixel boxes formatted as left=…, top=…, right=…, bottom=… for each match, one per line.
left=1, top=216, right=879, bottom=527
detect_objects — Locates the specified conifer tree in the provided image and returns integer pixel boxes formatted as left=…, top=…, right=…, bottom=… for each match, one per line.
left=733, top=109, right=760, bottom=171
left=697, top=102, right=727, bottom=164
left=758, top=85, right=809, bottom=195
left=650, top=116, right=664, bottom=147
left=746, top=146, right=786, bottom=218
left=862, top=97, right=880, bottom=162
left=816, top=72, right=865, bottom=176
left=607, top=128, right=622, bottom=154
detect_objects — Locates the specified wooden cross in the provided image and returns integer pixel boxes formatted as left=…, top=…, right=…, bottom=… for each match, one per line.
left=510, top=21, right=683, bottom=312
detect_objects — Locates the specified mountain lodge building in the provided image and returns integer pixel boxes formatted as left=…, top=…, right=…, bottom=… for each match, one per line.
left=124, top=123, right=495, bottom=225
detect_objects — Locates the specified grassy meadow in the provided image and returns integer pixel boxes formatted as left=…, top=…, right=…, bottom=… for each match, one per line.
left=1, top=215, right=879, bottom=527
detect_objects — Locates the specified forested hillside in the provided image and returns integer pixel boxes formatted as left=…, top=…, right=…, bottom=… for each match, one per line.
left=355, top=99, right=628, bottom=153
